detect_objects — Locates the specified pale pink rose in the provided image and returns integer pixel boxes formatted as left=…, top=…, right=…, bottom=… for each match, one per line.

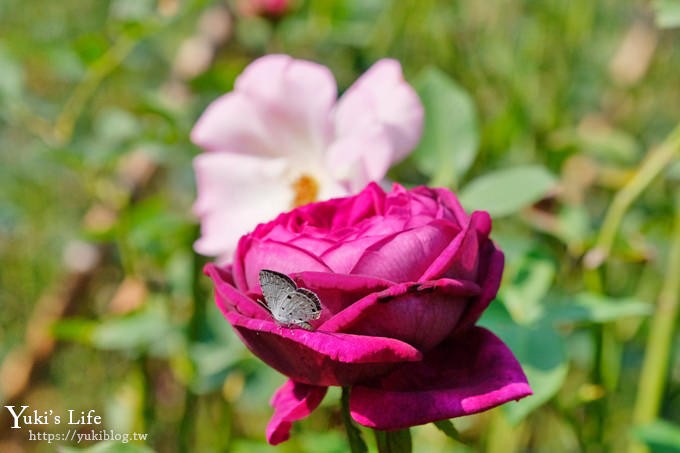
left=191, top=55, right=423, bottom=263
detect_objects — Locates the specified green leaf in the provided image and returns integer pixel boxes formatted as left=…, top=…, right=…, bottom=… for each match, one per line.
left=545, top=293, right=653, bottom=324
left=51, top=319, right=97, bottom=343
left=411, top=67, right=479, bottom=188
left=433, top=419, right=464, bottom=443
left=374, top=429, right=412, bottom=453
left=655, top=0, right=680, bottom=28
left=501, top=258, right=555, bottom=324
left=458, top=165, right=557, bottom=217
left=635, top=420, right=680, bottom=453
left=479, top=308, right=568, bottom=423
left=0, top=45, right=24, bottom=101
left=91, top=302, right=178, bottom=356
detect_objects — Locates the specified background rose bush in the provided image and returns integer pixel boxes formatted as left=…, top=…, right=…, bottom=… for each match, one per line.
left=206, top=183, right=531, bottom=443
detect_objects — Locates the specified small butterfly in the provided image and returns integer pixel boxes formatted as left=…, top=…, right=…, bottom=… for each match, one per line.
left=257, top=269, right=322, bottom=330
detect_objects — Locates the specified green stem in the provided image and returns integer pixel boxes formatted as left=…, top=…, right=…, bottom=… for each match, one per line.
left=585, top=123, right=680, bottom=270
left=341, top=387, right=368, bottom=453
left=374, top=428, right=413, bottom=453
left=629, top=192, right=680, bottom=453
left=53, top=34, right=137, bottom=145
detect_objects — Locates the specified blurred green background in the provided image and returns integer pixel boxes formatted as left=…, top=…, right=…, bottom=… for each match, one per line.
left=1, top=0, right=680, bottom=451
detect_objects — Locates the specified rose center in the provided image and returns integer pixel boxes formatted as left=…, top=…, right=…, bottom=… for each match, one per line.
left=291, top=174, right=319, bottom=208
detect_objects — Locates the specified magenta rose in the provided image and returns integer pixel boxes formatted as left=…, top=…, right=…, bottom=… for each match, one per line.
left=205, top=183, right=531, bottom=444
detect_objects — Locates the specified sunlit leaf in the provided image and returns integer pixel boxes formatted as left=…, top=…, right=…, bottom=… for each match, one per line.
left=655, top=0, right=680, bottom=28
left=411, top=67, right=479, bottom=188
left=545, top=293, right=653, bottom=324
left=90, top=301, right=180, bottom=356
left=501, top=258, right=555, bottom=324
left=459, top=165, right=557, bottom=217
left=635, top=420, right=680, bottom=453
left=0, top=45, right=24, bottom=101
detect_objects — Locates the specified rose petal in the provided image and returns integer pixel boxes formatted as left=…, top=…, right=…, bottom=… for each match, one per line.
left=205, top=263, right=269, bottom=319
left=334, top=59, right=424, bottom=161
left=241, top=238, right=332, bottom=289
left=457, top=245, right=505, bottom=329
left=330, top=182, right=386, bottom=228
left=190, top=92, right=276, bottom=155
left=266, top=380, right=327, bottom=445
left=293, top=271, right=394, bottom=318
left=325, top=122, right=394, bottom=192
left=419, top=211, right=492, bottom=281
left=320, top=227, right=402, bottom=274
left=350, top=220, right=458, bottom=281
left=349, top=327, right=532, bottom=430
left=193, top=153, right=291, bottom=260
left=235, top=55, right=337, bottom=158
left=222, top=310, right=422, bottom=386
left=426, top=186, right=471, bottom=227
left=320, top=278, right=480, bottom=350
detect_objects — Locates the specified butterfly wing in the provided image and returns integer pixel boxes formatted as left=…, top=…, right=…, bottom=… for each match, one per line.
left=258, top=269, right=322, bottom=329
left=295, top=288, right=322, bottom=320
left=259, top=269, right=297, bottom=311
left=276, top=290, right=322, bottom=326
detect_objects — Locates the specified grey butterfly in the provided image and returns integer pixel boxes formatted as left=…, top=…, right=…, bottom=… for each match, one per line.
left=257, top=269, right=322, bottom=330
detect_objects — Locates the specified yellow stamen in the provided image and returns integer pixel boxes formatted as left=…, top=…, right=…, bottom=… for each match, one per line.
left=291, top=174, right=319, bottom=208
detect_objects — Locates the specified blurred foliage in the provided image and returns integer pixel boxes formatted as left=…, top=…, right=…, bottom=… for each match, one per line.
left=1, top=0, right=680, bottom=452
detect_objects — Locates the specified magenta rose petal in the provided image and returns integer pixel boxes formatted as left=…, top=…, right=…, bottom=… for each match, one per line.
left=419, top=210, right=492, bottom=282
left=266, top=380, right=328, bottom=445
left=348, top=327, right=532, bottom=430
left=457, top=246, right=505, bottom=329
left=350, top=220, right=459, bottom=281
left=241, top=239, right=332, bottom=289
left=321, top=278, right=480, bottom=350
left=293, top=271, right=394, bottom=316
left=223, top=311, right=423, bottom=386
left=321, top=231, right=403, bottom=274
left=204, top=263, right=269, bottom=319
left=429, top=186, right=471, bottom=227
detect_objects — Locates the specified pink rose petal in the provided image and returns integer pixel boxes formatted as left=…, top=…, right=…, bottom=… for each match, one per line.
left=334, top=59, right=424, bottom=161
left=193, top=153, right=290, bottom=259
